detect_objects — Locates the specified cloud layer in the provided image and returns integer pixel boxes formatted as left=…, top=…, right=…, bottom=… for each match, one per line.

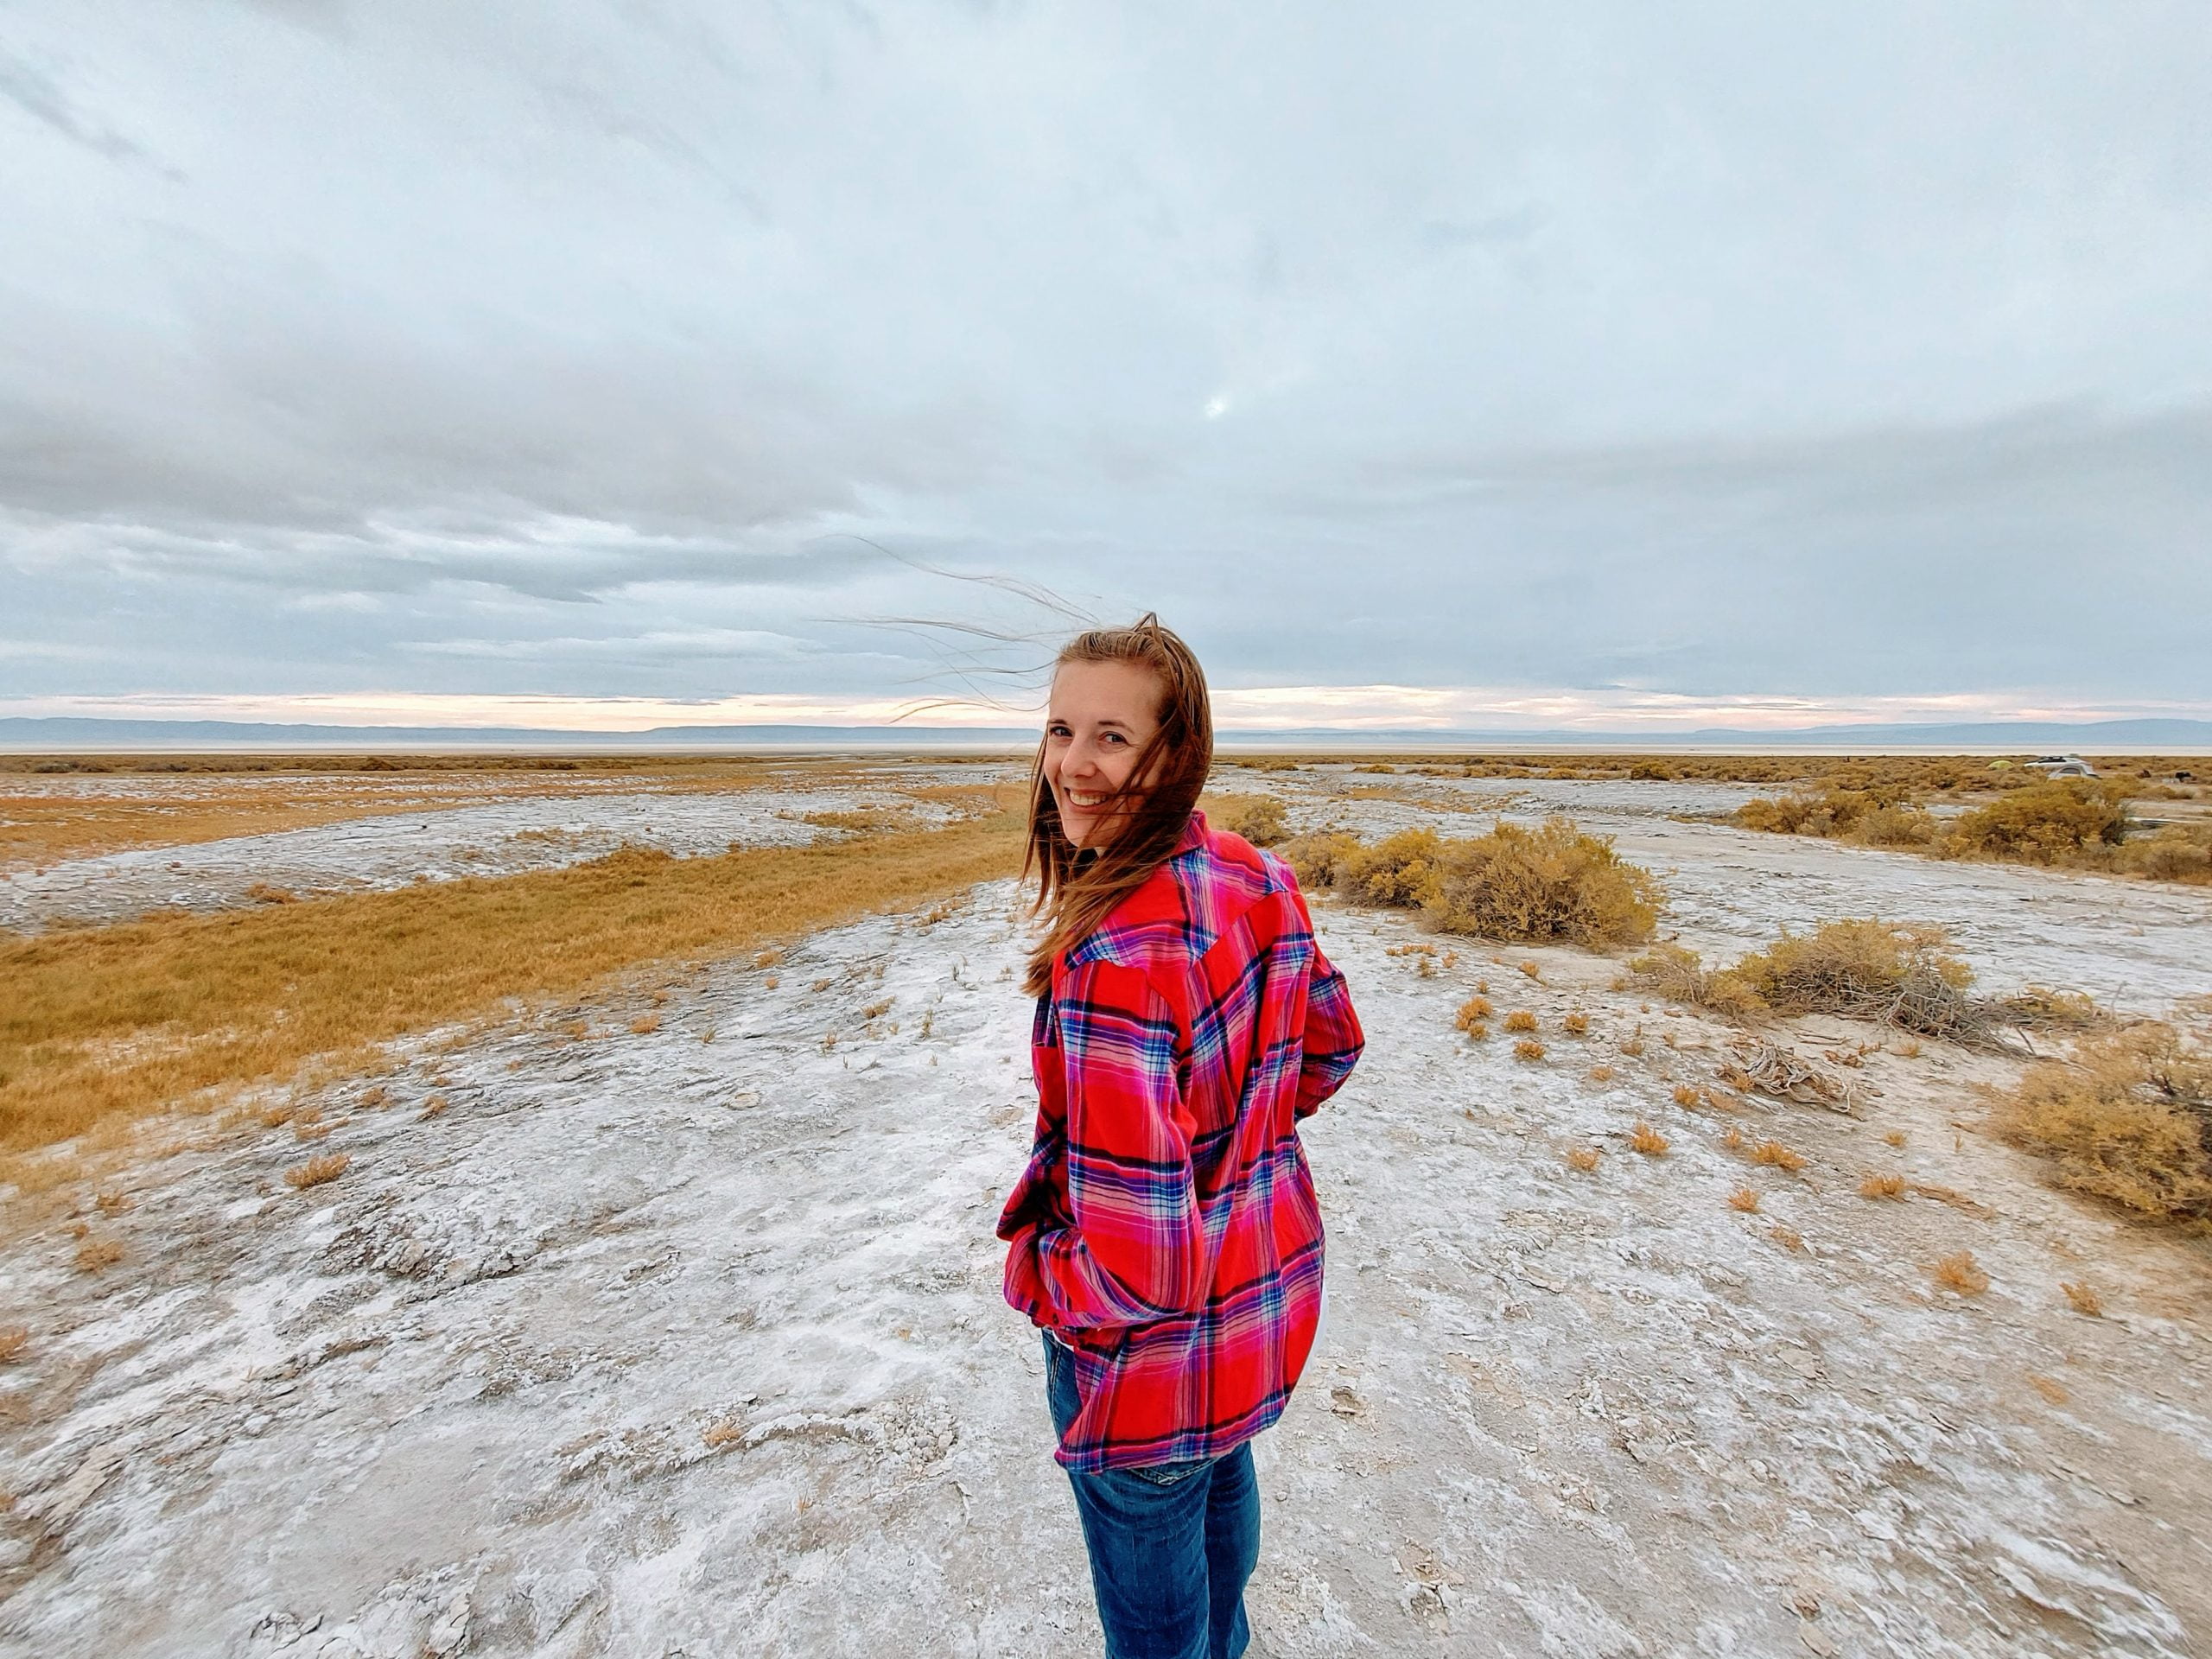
left=3, top=2, right=2208, bottom=727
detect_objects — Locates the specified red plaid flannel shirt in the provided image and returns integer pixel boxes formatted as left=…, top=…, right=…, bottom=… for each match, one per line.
left=997, top=811, right=1364, bottom=1472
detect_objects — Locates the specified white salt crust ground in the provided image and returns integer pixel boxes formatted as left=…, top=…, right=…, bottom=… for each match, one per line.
left=0, top=770, right=989, bottom=933
left=4, top=876, right=2209, bottom=1657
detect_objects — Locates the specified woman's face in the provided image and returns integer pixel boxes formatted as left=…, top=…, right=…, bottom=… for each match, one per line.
left=1044, top=659, right=1164, bottom=849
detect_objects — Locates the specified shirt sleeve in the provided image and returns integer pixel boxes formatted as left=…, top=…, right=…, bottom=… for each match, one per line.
left=1294, top=938, right=1364, bottom=1118
left=1004, top=958, right=1206, bottom=1330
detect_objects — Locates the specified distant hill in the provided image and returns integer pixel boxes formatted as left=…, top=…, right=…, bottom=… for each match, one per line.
left=3, top=715, right=2209, bottom=753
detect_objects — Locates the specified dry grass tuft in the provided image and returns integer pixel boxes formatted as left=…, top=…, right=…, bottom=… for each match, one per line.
left=1727, top=1186, right=1762, bottom=1213
left=1513, top=1039, right=1547, bottom=1063
left=1618, top=1034, right=1645, bottom=1058
left=1586, top=1065, right=1617, bottom=1084
left=75, top=1236, right=124, bottom=1273
left=1894, top=1039, right=1923, bottom=1059
left=358, top=1084, right=390, bottom=1109
left=753, top=947, right=785, bottom=969
left=629, top=1014, right=662, bottom=1035
left=1671, top=1084, right=1702, bottom=1109
left=1518, top=960, right=1544, bottom=981
left=0, top=1325, right=27, bottom=1363
left=1883, top=1129, right=1908, bottom=1147
left=1732, top=919, right=1984, bottom=1039
left=1461, top=1021, right=1490, bottom=1043
left=1503, top=1010, right=1539, bottom=1034
left=1565, top=1146, right=1602, bottom=1173
left=2060, top=1281, right=2104, bottom=1318
left=1562, top=1012, right=1589, bottom=1037
left=1205, top=794, right=1291, bottom=848
left=1770, top=1224, right=1805, bottom=1251
left=418, top=1094, right=448, bottom=1119
left=1859, top=1173, right=1907, bottom=1199
left=1293, top=818, right=1662, bottom=947
left=283, top=1153, right=351, bottom=1190
left=1454, top=995, right=1493, bottom=1032
left=1748, top=1140, right=1807, bottom=1172
left=93, top=1188, right=131, bottom=1215
left=1990, top=1022, right=2212, bottom=1229
left=1629, top=1122, right=1669, bottom=1156
left=861, top=999, right=893, bottom=1020
left=1624, top=944, right=1765, bottom=1022
left=1930, top=1251, right=1989, bottom=1296
left=702, top=1420, right=745, bottom=1448
left=0, top=810, right=1021, bottom=1155
left=1721, top=1124, right=1745, bottom=1151
left=2026, top=1373, right=2070, bottom=1406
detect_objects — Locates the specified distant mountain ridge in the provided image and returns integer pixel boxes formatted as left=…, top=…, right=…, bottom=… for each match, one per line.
left=3, top=715, right=2209, bottom=752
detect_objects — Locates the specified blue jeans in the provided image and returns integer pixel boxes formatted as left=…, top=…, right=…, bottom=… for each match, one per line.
left=1043, top=1332, right=1259, bottom=1659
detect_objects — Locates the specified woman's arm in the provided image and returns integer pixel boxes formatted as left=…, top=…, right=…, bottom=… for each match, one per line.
left=1005, top=959, right=1205, bottom=1330
left=1294, top=922, right=1364, bottom=1119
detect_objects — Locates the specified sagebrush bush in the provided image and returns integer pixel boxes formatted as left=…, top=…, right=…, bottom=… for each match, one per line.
left=1992, top=1022, right=2212, bottom=1230
left=1209, top=794, right=1292, bottom=849
left=1624, top=943, right=1767, bottom=1022
left=1944, top=779, right=2129, bottom=864
left=1289, top=818, right=1662, bottom=947
left=1729, top=919, right=1981, bottom=1040
left=2117, top=824, right=2212, bottom=882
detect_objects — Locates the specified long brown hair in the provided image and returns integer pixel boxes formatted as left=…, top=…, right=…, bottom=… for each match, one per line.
left=1022, top=613, right=1212, bottom=995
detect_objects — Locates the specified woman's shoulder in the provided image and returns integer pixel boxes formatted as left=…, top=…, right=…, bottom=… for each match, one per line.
left=1065, top=814, right=1301, bottom=980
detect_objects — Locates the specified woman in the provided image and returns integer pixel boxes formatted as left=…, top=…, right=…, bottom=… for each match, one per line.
left=996, top=615, right=1365, bottom=1659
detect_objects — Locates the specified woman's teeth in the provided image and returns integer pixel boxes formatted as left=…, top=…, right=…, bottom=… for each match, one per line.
left=1065, top=790, right=1108, bottom=807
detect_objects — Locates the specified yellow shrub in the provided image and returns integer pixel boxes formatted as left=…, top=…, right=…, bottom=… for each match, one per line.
left=1944, top=779, right=2130, bottom=864
left=1338, top=829, right=1448, bottom=908
left=1992, top=1023, right=2212, bottom=1229
left=1209, top=794, right=1292, bottom=849
left=1727, top=918, right=1977, bottom=1039
left=1625, top=943, right=1766, bottom=1022
left=1422, top=818, right=1662, bottom=947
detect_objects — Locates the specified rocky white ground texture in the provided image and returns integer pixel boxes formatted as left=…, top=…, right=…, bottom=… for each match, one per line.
left=3, top=771, right=2209, bottom=1657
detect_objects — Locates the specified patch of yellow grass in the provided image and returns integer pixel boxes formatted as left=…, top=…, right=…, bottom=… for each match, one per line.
left=0, top=810, right=1022, bottom=1157
left=2060, top=1281, right=2103, bottom=1317
left=1671, top=1084, right=1702, bottom=1109
left=1454, top=995, right=1493, bottom=1031
left=1503, top=1011, right=1538, bottom=1033
left=2026, top=1373, right=2069, bottom=1405
left=1859, top=1173, right=1907, bottom=1199
left=1562, top=1012, right=1589, bottom=1037
left=1930, top=1250, right=1989, bottom=1296
left=629, top=1014, right=662, bottom=1035
left=0, top=1324, right=27, bottom=1363
left=75, top=1236, right=124, bottom=1272
left=1883, top=1129, right=1907, bottom=1147
left=1629, top=1122, right=1669, bottom=1156
left=284, top=1153, right=350, bottom=1189
left=1727, top=1186, right=1761, bottom=1212
left=1770, top=1224, right=1804, bottom=1251
left=1586, top=1065, right=1616, bottom=1084
left=1749, top=1141, right=1807, bottom=1172
left=1565, top=1147, right=1601, bottom=1173
left=1513, top=1039, right=1547, bottom=1062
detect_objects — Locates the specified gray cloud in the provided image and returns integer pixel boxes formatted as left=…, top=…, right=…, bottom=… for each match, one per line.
left=1, top=2, right=2208, bottom=720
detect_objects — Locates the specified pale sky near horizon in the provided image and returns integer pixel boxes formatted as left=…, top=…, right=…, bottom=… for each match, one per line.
left=3, top=3, right=2209, bottom=731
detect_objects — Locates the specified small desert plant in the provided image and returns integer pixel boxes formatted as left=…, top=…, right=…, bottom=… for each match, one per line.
left=93, top=1188, right=132, bottom=1215
left=2027, top=1374, right=2069, bottom=1405
left=1990, top=1022, right=2212, bottom=1228
left=1671, top=1084, right=1702, bottom=1109
left=75, top=1237, right=124, bottom=1272
left=284, top=1153, right=350, bottom=1189
left=1455, top=995, right=1494, bottom=1031
left=1503, top=1011, right=1538, bottom=1033
left=1419, top=819, right=1662, bottom=946
left=1729, top=918, right=1986, bottom=1041
left=1586, top=1065, right=1617, bottom=1084
left=861, top=999, right=893, bottom=1020
left=1999, top=985, right=2107, bottom=1032
left=1727, top=1186, right=1762, bottom=1212
left=1624, top=944, right=1765, bottom=1023
left=1721, top=1124, right=1745, bottom=1151
left=753, top=947, right=785, bottom=969
left=1894, top=1039, right=1923, bottom=1058
left=763, top=975, right=780, bottom=990
left=629, top=1014, right=662, bottom=1035
left=1883, top=1129, right=1907, bottom=1147
left=1859, top=1173, right=1907, bottom=1199
left=2117, top=824, right=2212, bottom=882
left=1629, top=1122, right=1669, bottom=1156
left=1462, top=1021, right=1490, bottom=1041
left=1770, top=1224, right=1804, bottom=1251
left=1513, top=1039, right=1547, bottom=1062
left=1565, top=1145, right=1602, bottom=1172
left=419, top=1094, right=448, bottom=1119
left=1749, top=1141, right=1807, bottom=1172
left=2060, top=1281, right=2104, bottom=1317
left=1518, top=960, right=1543, bottom=981
left=1276, top=830, right=1364, bottom=891
left=1562, top=1012, right=1589, bottom=1037
left=1336, top=828, right=1449, bottom=909
left=0, top=1325, right=27, bottom=1363
left=1210, top=794, right=1291, bottom=848
left=1930, top=1251, right=1989, bottom=1296
left=1945, top=779, right=2130, bottom=865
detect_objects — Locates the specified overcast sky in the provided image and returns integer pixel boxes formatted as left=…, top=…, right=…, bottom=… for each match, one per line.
left=3, top=2, right=2208, bottom=731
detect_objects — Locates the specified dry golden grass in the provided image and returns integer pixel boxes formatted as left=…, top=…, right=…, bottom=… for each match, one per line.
left=1721, top=1124, right=1745, bottom=1151
left=1883, top=1129, right=1908, bottom=1147
left=0, top=1325, right=27, bottom=1363
left=284, top=1153, right=350, bottom=1189
left=1770, top=1224, right=1804, bottom=1251
left=2026, top=1373, right=2070, bottom=1405
left=1454, top=995, right=1493, bottom=1031
left=1990, top=1022, right=2212, bottom=1230
left=629, top=1014, right=662, bottom=1035
left=0, top=810, right=1022, bottom=1157
left=1930, top=1251, right=1989, bottom=1296
left=1910, top=1182, right=1994, bottom=1217
left=1503, top=1010, right=1539, bottom=1034
left=1562, top=1012, right=1589, bottom=1037
left=861, top=998, right=893, bottom=1020
left=1671, top=1084, right=1702, bottom=1109
left=75, top=1236, right=124, bottom=1272
left=2061, top=1281, right=2104, bottom=1317
left=1565, top=1146, right=1602, bottom=1173
left=1749, top=1140, right=1807, bottom=1172
left=702, top=1419, right=745, bottom=1448
left=1624, top=944, right=1765, bottom=1023
left=1859, top=1173, right=1907, bottom=1199
left=1200, top=793, right=1291, bottom=849
left=1513, top=1039, right=1547, bottom=1063
left=93, top=1187, right=131, bottom=1215
left=1618, top=1034, right=1645, bottom=1058
left=1895, top=1039, right=1923, bottom=1059
left=1629, top=1122, right=1669, bottom=1156
left=1586, top=1065, right=1617, bottom=1084
left=753, top=947, right=785, bottom=969
left=1727, top=1186, right=1762, bottom=1213
left=1461, top=1021, right=1490, bottom=1042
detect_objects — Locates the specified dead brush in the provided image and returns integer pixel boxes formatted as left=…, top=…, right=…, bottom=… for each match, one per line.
left=1930, top=1251, right=1989, bottom=1296
left=629, top=1014, right=662, bottom=1035
left=75, top=1236, right=124, bottom=1273
left=2060, top=1281, right=2104, bottom=1317
left=1586, top=1065, right=1617, bottom=1084
left=1503, top=1011, right=1539, bottom=1034
left=1671, top=1084, right=1703, bottom=1109
left=1565, top=1146, right=1602, bottom=1173
left=1732, top=919, right=1992, bottom=1043
left=93, top=1188, right=132, bottom=1215
left=1770, top=1224, right=1805, bottom=1252
left=1513, top=1039, right=1547, bottom=1063
left=1727, top=1186, right=1762, bottom=1213
left=1455, top=995, right=1493, bottom=1032
left=1859, top=1173, right=1907, bottom=1200
left=418, top=1094, right=448, bottom=1119
left=285, top=1153, right=350, bottom=1190
left=0, top=1325, right=27, bottom=1363
left=1518, top=960, right=1543, bottom=982
left=1990, top=1021, right=2212, bottom=1230
left=1624, top=943, right=1766, bottom=1022
left=1629, top=1122, right=1669, bottom=1156
left=1562, top=1013, right=1589, bottom=1037
left=1749, top=1141, right=1807, bottom=1173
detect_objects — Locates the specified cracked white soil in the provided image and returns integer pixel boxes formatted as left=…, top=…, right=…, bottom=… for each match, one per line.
left=3, top=779, right=2208, bottom=1657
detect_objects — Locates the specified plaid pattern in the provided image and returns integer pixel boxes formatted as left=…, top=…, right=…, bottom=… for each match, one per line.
left=999, top=811, right=1365, bottom=1472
